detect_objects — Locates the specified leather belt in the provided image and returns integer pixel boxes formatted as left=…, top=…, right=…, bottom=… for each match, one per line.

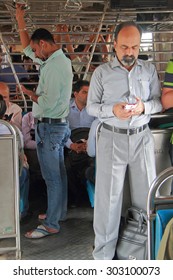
left=34, top=117, right=67, bottom=124
left=103, top=123, right=148, bottom=135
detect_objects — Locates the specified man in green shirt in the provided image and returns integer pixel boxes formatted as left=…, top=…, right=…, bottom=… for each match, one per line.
left=16, top=4, right=73, bottom=238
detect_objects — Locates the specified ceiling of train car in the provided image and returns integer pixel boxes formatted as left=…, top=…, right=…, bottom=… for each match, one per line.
left=0, top=0, right=173, bottom=45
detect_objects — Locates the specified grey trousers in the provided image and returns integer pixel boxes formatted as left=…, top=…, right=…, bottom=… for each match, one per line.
left=93, top=126, right=156, bottom=260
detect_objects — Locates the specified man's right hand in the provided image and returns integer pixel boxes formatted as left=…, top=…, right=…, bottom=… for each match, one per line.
left=15, top=3, right=30, bottom=50
left=112, top=103, right=133, bottom=120
left=16, top=3, right=26, bottom=22
left=70, top=142, right=87, bottom=153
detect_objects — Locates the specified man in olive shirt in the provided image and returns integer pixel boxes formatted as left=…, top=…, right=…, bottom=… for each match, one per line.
left=16, top=4, right=73, bottom=238
left=161, top=59, right=173, bottom=195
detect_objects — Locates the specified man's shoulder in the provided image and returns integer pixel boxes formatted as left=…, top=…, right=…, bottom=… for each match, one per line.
left=93, top=61, right=111, bottom=74
left=69, top=98, right=75, bottom=106
left=138, top=59, right=156, bottom=72
left=165, top=59, right=173, bottom=73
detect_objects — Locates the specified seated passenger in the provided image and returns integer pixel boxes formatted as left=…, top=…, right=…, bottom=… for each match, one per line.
left=65, top=80, right=95, bottom=206
left=22, top=55, right=39, bottom=82
left=0, top=82, right=22, bottom=130
left=0, top=94, right=30, bottom=222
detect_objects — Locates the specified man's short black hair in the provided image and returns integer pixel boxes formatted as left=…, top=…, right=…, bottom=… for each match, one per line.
left=74, top=44, right=86, bottom=53
left=73, top=80, right=89, bottom=93
left=114, top=21, right=142, bottom=41
left=0, top=94, right=7, bottom=119
left=30, top=28, right=55, bottom=44
left=22, top=55, right=32, bottom=62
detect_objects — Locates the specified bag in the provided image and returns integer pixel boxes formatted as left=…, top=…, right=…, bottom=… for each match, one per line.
left=116, top=207, right=148, bottom=260
left=67, top=127, right=90, bottom=166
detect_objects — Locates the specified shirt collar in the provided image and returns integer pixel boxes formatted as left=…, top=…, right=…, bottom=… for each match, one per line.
left=70, top=99, right=86, bottom=112
left=43, top=49, right=64, bottom=64
left=70, top=99, right=77, bottom=109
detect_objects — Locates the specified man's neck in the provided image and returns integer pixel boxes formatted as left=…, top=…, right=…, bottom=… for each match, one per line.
left=75, top=100, right=86, bottom=111
left=47, top=46, right=60, bottom=58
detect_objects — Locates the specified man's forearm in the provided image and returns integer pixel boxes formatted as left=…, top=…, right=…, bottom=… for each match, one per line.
left=16, top=4, right=30, bottom=49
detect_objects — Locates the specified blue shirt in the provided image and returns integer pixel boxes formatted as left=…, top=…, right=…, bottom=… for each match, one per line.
left=24, top=45, right=73, bottom=118
left=66, top=99, right=95, bottom=148
left=87, top=56, right=162, bottom=128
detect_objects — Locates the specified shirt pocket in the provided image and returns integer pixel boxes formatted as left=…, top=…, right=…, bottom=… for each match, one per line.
left=140, top=79, right=150, bottom=101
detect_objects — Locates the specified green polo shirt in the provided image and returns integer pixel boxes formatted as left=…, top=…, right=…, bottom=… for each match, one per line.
left=24, top=45, right=73, bottom=118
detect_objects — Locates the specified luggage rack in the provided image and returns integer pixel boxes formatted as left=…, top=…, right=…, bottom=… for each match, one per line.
left=147, top=166, right=173, bottom=260
left=0, top=120, right=21, bottom=259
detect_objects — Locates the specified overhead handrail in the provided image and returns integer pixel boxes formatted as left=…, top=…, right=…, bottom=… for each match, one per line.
left=64, top=0, right=82, bottom=10
left=83, top=1, right=109, bottom=80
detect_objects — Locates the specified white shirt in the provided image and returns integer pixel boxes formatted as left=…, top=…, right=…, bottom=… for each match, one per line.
left=87, top=56, right=162, bottom=128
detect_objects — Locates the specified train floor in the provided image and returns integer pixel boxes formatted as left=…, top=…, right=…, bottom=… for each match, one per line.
left=0, top=195, right=95, bottom=260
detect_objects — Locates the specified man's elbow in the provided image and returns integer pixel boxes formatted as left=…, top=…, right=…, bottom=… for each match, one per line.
left=161, top=92, right=173, bottom=110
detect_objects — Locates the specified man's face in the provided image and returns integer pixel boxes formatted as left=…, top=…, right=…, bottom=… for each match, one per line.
left=74, top=85, right=89, bottom=106
left=30, top=40, right=47, bottom=60
left=114, top=26, right=141, bottom=69
left=0, top=86, right=9, bottom=106
left=23, top=58, right=33, bottom=71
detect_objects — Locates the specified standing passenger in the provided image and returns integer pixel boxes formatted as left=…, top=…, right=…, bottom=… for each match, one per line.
left=161, top=59, right=173, bottom=194
left=16, top=4, right=73, bottom=238
left=87, top=21, right=162, bottom=259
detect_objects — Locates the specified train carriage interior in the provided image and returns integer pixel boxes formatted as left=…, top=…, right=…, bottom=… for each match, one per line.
left=0, top=0, right=173, bottom=259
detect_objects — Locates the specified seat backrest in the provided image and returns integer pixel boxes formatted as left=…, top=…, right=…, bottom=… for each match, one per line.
left=157, top=216, right=173, bottom=260
left=155, top=209, right=173, bottom=258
